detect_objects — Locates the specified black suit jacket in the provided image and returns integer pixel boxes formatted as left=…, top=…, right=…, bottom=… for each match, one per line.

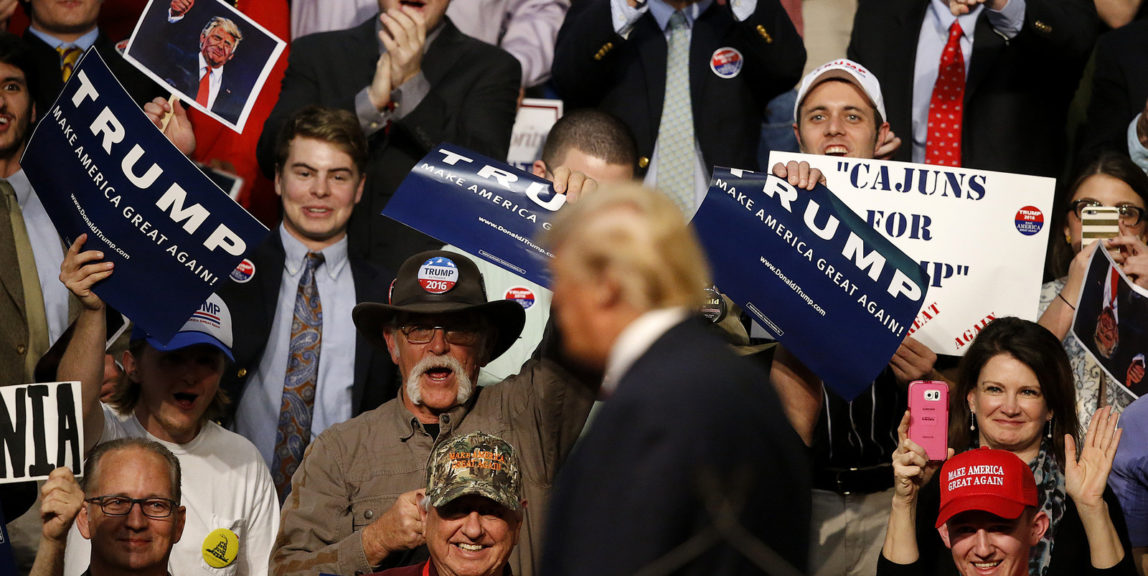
left=847, top=0, right=1097, bottom=179
left=256, top=17, right=521, bottom=272
left=1078, top=20, right=1148, bottom=169
left=541, top=318, right=812, bottom=576
left=21, top=32, right=163, bottom=122
left=552, top=0, right=805, bottom=175
left=216, top=231, right=399, bottom=428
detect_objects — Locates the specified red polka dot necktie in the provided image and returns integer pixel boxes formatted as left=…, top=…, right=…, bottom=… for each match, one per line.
left=926, top=21, right=965, bottom=167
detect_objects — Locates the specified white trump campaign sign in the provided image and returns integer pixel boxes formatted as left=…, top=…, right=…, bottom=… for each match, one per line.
left=770, top=152, right=1055, bottom=355
left=0, top=382, right=83, bottom=483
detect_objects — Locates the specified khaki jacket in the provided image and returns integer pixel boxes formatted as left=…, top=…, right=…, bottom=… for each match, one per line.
left=271, top=356, right=596, bottom=576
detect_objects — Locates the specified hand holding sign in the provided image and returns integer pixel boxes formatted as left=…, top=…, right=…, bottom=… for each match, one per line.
left=548, top=165, right=597, bottom=201
left=61, top=234, right=114, bottom=313
left=39, top=467, right=84, bottom=543
left=143, top=96, right=196, bottom=156
left=770, top=160, right=825, bottom=191
left=889, top=336, right=939, bottom=386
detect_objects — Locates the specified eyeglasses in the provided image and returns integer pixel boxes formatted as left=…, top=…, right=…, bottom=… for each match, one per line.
left=85, top=495, right=178, bottom=519
left=1069, top=199, right=1147, bottom=226
left=399, top=323, right=482, bottom=346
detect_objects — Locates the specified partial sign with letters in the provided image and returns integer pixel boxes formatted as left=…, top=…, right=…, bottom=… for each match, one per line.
left=22, top=48, right=269, bottom=342
left=507, top=99, right=562, bottom=172
left=770, top=152, right=1055, bottom=355
left=0, top=382, right=83, bottom=484
left=383, top=144, right=567, bottom=287
left=692, top=167, right=929, bottom=400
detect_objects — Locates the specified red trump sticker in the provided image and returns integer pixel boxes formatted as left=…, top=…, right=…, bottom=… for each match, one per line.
left=1014, top=206, right=1044, bottom=236
left=505, top=286, right=536, bottom=309
left=229, top=259, right=255, bottom=284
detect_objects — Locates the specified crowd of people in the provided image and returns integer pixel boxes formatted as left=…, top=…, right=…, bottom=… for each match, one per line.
left=2, top=0, right=1148, bottom=575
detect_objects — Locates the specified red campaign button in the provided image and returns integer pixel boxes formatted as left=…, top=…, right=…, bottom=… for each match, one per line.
left=1014, top=205, right=1044, bottom=236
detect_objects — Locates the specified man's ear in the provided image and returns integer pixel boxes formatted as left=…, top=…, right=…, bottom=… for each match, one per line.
left=274, top=168, right=284, bottom=198
left=531, top=160, right=548, bottom=179
left=353, top=173, right=365, bottom=205
left=937, top=522, right=953, bottom=549
left=418, top=494, right=429, bottom=522
left=792, top=123, right=803, bottom=152
left=172, top=506, right=187, bottom=543
left=382, top=326, right=400, bottom=364
left=122, top=349, right=140, bottom=382
left=1030, top=510, right=1050, bottom=545
left=77, top=504, right=92, bottom=539
left=876, top=122, right=891, bottom=148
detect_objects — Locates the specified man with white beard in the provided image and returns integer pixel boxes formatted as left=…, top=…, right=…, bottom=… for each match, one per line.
left=271, top=250, right=597, bottom=576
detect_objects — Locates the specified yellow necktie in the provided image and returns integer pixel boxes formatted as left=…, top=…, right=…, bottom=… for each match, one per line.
left=57, top=46, right=83, bottom=82
left=1, top=180, right=50, bottom=381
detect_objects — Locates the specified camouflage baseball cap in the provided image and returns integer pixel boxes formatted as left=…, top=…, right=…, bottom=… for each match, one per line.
left=425, top=432, right=522, bottom=512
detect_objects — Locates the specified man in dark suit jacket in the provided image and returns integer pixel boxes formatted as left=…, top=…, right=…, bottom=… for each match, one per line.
left=256, top=0, right=521, bottom=272
left=847, top=0, right=1096, bottom=179
left=551, top=0, right=804, bottom=211
left=1078, top=20, right=1148, bottom=172
left=19, top=0, right=162, bottom=121
left=542, top=185, right=811, bottom=576
left=214, top=106, right=399, bottom=500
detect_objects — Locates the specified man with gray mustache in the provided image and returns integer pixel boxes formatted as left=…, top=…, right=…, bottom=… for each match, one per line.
left=271, top=249, right=597, bottom=576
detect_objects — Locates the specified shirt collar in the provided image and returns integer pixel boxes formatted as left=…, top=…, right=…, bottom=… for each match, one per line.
left=27, top=26, right=100, bottom=51
left=649, top=0, right=712, bottom=31
left=278, top=223, right=350, bottom=280
left=6, top=169, right=31, bottom=207
left=601, top=308, right=689, bottom=396
left=375, top=15, right=445, bottom=54
left=197, top=52, right=223, bottom=77
left=929, top=0, right=980, bottom=39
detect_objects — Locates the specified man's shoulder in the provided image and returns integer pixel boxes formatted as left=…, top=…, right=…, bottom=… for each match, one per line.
left=196, top=421, right=272, bottom=470
left=432, top=19, right=519, bottom=70
left=292, top=18, right=376, bottom=56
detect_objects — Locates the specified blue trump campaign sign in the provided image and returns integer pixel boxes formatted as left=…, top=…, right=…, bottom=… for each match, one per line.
left=693, top=168, right=929, bottom=400
left=22, top=48, right=268, bottom=342
left=383, top=144, right=565, bottom=287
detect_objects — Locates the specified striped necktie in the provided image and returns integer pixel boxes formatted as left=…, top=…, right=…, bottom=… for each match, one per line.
left=57, top=46, right=83, bottom=82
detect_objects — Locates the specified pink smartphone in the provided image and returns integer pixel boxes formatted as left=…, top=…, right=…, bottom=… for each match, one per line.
left=908, top=380, right=949, bottom=462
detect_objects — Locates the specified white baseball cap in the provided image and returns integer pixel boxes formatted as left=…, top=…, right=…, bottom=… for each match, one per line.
left=132, top=293, right=234, bottom=361
left=793, top=59, right=887, bottom=124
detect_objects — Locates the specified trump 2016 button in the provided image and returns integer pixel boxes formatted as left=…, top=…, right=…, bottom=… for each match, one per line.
left=418, top=256, right=459, bottom=294
left=1014, top=206, right=1044, bottom=236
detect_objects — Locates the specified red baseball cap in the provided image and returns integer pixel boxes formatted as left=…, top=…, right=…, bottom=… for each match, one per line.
left=936, top=447, right=1038, bottom=528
